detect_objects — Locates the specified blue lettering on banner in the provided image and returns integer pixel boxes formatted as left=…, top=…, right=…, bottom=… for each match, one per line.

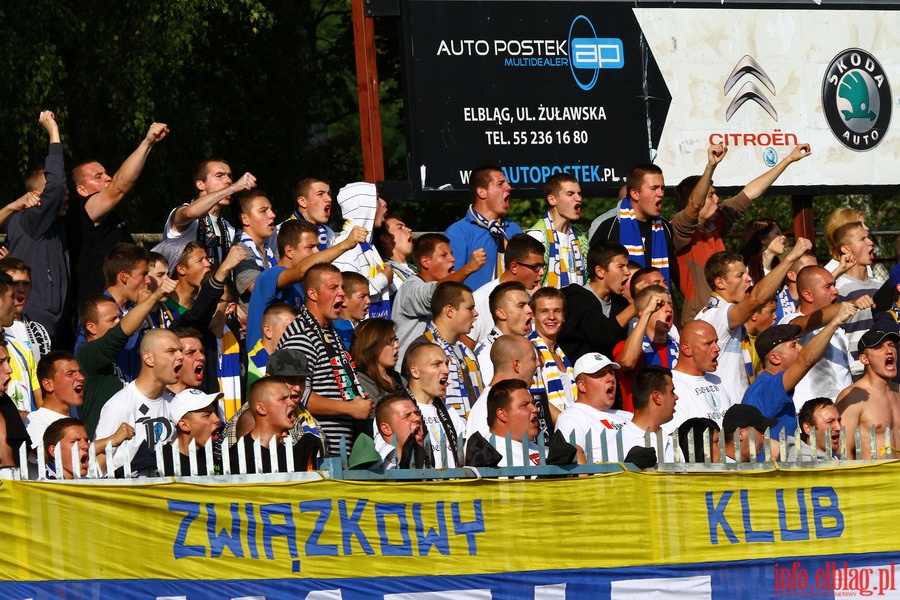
left=811, top=487, right=844, bottom=539
left=501, top=165, right=605, bottom=184
left=261, top=503, right=298, bottom=560
left=376, top=503, right=413, bottom=556
left=300, top=499, right=339, bottom=557
left=168, top=499, right=485, bottom=566
left=776, top=489, right=810, bottom=542
left=208, top=503, right=245, bottom=558
left=705, top=487, right=844, bottom=545
left=414, top=501, right=451, bottom=556
left=706, top=491, right=738, bottom=545
left=338, top=499, right=375, bottom=556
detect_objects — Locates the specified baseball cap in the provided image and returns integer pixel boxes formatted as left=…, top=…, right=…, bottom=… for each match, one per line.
left=267, top=348, right=311, bottom=378
left=754, top=324, right=802, bottom=358
left=169, top=388, right=223, bottom=422
left=573, top=352, right=620, bottom=378
left=150, top=238, right=192, bottom=279
left=858, top=329, right=900, bottom=354
left=722, top=404, right=777, bottom=435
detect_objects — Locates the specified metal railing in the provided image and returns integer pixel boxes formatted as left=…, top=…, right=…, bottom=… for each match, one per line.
left=3, top=424, right=892, bottom=484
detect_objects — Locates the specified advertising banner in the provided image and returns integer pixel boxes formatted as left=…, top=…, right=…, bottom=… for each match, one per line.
left=403, top=1, right=669, bottom=195
left=403, top=2, right=900, bottom=196
left=4, top=464, right=900, bottom=598
left=636, top=8, right=900, bottom=189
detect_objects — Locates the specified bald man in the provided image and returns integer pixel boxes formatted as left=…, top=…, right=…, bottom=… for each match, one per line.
left=664, top=320, right=735, bottom=434
left=95, top=328, right=184, bottom=471
left=466, top=334, right=540, bottom=441
left=778, top=265, right=873, bottom=410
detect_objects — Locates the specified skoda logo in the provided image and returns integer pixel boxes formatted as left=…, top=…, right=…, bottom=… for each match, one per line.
left=822, top=48, right=891, bottom=151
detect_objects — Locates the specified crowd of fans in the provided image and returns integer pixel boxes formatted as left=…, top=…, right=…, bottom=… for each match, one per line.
left=1, top=111, right=897, bottom=480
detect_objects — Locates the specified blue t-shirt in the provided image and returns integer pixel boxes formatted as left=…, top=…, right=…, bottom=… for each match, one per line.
left=741, top=371, right=797, bottom=439
left=446, top=213, right=523, bottom=290
left=245, top=266, right=304, bottom=349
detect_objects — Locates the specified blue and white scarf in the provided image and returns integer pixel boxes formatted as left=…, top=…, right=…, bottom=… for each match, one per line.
left=618, top=197, right=670, bottom=285
left=468, top=205, right=509, bottom=279
left=423, top=322, right=483, bottom=419
left=289, top=210, right=330, bottom=250
left=641, top=335, right=680, bottom=370
left=237, top=229, right=275, bottom=270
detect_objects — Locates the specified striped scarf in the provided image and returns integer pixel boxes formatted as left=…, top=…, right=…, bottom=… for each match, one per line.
left=289, top=210, right=330, bottom=250
left=617, top=197, right=670, bottom=285
left=423, top=323, right=483, bottom=419
left=341, top=218, right=386, bottom=281
left=890, top=304, right=900, bottom=324
left=218, top=325, right=243, bottom=421
left=528, top=330, right=576, bottom=411
left=540, top=212, right=586, bottom=288
left=197, top=213, right=231, bottom=267
left=642, top=335, right=680, bottom=370
left=237, top=229, right=275, bottom=270
left=297, top=305, right=365, bottom=403
left=705, top=293, right=754, bottom=384
left=468, top=205, right=508, bottom=279
left=387, top=259, right=417, bottom=283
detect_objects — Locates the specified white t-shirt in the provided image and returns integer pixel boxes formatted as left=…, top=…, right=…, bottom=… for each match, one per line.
left=416, top=400, right=466, bottom=468
left=164, top=204, right=236, bottom=243
left=470, top=279, right=502, bottom=346
left=779, top=311, right=852, bottom=411
left=697, top=299, right=750, bottom=401
left=665, top=369, right=734, bottom=434
left=492, top=437, right=540, bottom=467
left=467, top=386, right=492, bottom=441
left=620, top=420, right=674, bottom=463
left=555, top=403, right=632, bottom=462
left=96, top=382, right=175, bottom=471
left=474, top=329, right=501, bottom=384
left=24, top=407, right=66, bottom=450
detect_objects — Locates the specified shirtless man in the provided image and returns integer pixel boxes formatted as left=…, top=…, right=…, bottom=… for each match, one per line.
left=835, top=330, right=900, bottom=459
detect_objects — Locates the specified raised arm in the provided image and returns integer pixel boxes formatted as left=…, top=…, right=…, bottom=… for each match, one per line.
left=276, top=226, right=367, bottom=289
left=742, top=144, right=811, bottom=200
left=0, top=192, right=41, bottom=228
left=442, top=249, right=488, bottom=284
left=616, top=293, right=666, bottom=370
left=683, top=144, right=726, bottom=221
left=728, top=238, right=812, bottom=329
left=170, top=172, right=257, bottom=233
left=783, top=302, right=856, bottom=392
left=120, top=277, right=177, bottom=336
left=14, top=111, right=65, bottom=236
left=84, top=122, right=169, bottom=224
left=789, top=294, right=874, bottom=335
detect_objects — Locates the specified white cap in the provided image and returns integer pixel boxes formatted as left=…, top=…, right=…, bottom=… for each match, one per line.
left=573, top=353, right=620, bottom=378
left=168, top=388, right=223, bottom=423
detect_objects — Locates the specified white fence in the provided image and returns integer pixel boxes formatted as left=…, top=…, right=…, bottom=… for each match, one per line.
left=1, top=424, right=892, bottom=483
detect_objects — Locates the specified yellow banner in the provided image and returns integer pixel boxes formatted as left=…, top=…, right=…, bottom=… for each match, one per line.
left=3, top=462, right=900, bottom=583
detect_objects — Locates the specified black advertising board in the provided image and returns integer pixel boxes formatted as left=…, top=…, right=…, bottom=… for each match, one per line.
left=402, top=0, right=671, bottom=197
left=399, top=1, right=900, bottom=198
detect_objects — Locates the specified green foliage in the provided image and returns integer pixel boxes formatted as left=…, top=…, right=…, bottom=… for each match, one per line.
left=2, top=2, right=900, bottom=248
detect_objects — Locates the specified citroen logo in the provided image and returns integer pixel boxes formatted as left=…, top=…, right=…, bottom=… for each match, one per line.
left=724, top=55, right=777, bottom=121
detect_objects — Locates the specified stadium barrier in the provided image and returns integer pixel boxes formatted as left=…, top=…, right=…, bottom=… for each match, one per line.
left=3, top=424, right=890, bottom=482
